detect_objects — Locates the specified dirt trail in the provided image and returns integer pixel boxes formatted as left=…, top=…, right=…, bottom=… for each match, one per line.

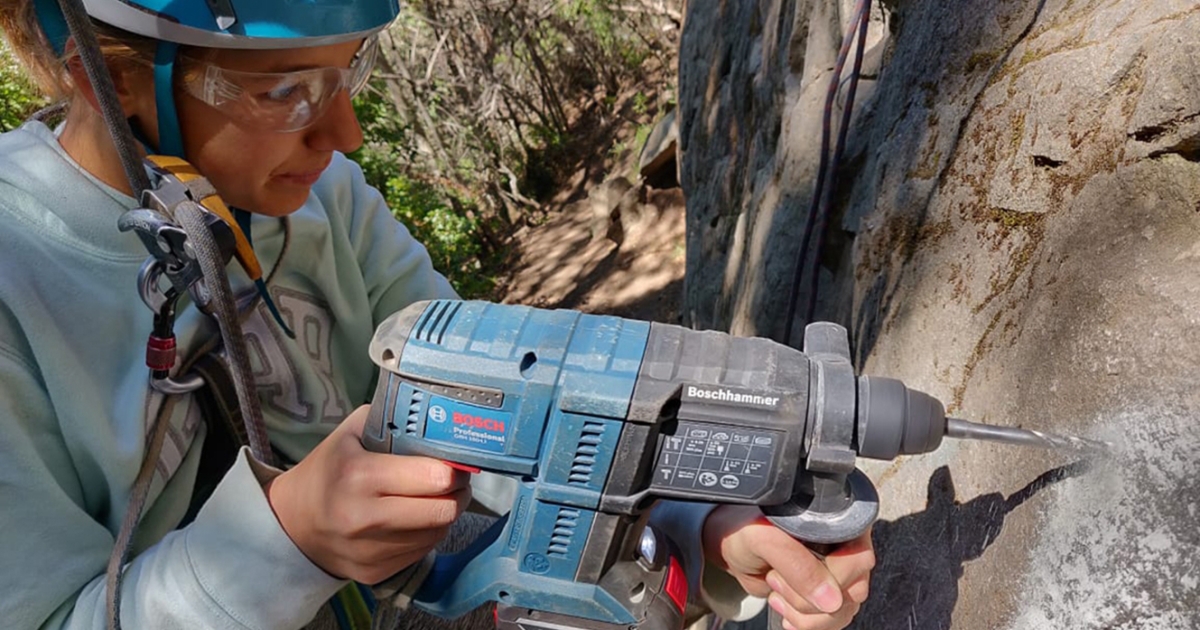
left=495, top=186, right=686, bottom=324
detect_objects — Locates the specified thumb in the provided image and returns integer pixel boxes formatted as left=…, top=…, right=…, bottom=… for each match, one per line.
left=335, top=404, right=374, bottom=438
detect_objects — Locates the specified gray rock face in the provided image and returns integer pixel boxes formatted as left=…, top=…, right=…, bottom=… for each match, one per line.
left=679, top=0, right=1200, bottom=628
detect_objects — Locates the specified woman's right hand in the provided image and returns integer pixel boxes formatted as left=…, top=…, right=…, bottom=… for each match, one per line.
left=265, top=404, right=471, bottom=584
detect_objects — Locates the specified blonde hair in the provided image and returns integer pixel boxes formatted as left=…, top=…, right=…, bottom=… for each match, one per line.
left=0, top=2, right=158, bottom=100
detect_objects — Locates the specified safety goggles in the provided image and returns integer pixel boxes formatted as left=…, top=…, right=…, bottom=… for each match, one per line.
left=179, top=35, right=379, bottom=133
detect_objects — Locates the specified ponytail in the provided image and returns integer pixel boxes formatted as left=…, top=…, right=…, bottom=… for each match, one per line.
left=0, top=2, right=159, bottom=101
left=0, top=2, right=68, bottom=98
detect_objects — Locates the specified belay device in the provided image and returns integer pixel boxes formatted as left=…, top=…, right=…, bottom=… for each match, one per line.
left=361, top=299, right=965, bottom=630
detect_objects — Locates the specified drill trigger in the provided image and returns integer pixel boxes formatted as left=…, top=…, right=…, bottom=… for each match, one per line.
left=444, top=460, right=481, bottom=474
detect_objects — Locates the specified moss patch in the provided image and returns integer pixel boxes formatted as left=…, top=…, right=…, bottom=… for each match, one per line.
left=972, top=209, right=1046, bottom=313
left=965, top=50, right=1002, bottom=74
left=1010, top=109, right=1027, bottom=152
left=951, top=308, right=1004, bottom=413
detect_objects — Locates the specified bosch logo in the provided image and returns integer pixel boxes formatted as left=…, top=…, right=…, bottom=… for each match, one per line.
left=425, top=400, right=511, bottom=452
left=453, top=411, right=506, bottom=433
left=523, top=553, right=551, bottom=574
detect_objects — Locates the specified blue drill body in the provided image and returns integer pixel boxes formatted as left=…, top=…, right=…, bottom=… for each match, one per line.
left=366, top=301, right=655, bottom=624
left=362, top=299, right=953, bottom=630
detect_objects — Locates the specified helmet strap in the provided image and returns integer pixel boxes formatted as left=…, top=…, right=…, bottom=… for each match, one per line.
left=33, top=0, right=70, bottom=56
left=153, top=40, right=185, bottom=158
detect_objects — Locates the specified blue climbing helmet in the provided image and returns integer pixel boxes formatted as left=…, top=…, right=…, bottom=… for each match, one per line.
left=35, top=0, right=400, bottom=50
left=33, top=0, right=400, bottom=155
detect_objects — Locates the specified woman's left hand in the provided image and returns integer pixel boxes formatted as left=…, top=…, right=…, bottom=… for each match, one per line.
left=702, top=505, right=875, bottom=630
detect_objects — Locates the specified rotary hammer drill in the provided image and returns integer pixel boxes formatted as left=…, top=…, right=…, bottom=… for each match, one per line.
left=360, top=299, right=1075, bottom=630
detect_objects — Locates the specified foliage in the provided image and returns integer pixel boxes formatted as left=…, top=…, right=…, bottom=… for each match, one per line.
left=366, top=0, right=680, bottom=222
left=348, top=0, right=681, bottom=295
left=383, top=176, right=492, bottom=298
left=351, top=83, right=499, bottom=298
left=0, top=41, right=48, bottom=132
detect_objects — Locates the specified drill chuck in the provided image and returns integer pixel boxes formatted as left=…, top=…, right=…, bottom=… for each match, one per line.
left=855, top=376, right=947, bottom=460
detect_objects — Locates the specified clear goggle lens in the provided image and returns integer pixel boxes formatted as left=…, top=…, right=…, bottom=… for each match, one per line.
left=181, top=35, right=379, bottom=133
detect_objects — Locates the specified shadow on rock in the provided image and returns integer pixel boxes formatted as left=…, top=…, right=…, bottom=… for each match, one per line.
left=846, top=461, right=1091, bottom=630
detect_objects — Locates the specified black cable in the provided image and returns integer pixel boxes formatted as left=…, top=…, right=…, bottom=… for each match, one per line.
left=783, top=0, right=872, bottom=345
left=806, top=0, right=873, bottom=326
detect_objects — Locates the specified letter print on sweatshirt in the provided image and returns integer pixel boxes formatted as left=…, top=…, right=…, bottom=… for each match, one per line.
left=145, top=286, right=351, bottom=487
left=241, top=287, right=352, bottom=425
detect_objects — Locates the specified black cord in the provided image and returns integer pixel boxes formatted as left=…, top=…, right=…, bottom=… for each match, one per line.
left=783, top=0, right=873, bottom=345
left=806, top=0, right=873, bottom=326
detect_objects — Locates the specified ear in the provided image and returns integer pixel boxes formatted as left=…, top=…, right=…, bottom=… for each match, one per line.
left=63, top=40, right=149, bottom=119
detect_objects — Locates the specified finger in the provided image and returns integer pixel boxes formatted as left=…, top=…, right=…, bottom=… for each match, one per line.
left=337, top=537, right=445, bottom=586
left=348, top=454, right=472, bottom=498
left=334, top=486, right=469, bottom=537
left=333, top=406, right=471, bottom=493
left=335, top=404, right=373, bottom=437
left=339, top=524, right=450, bottom=565
left=770, top=593, right=861, bottom=630
left=370, top=525, right=451, bottom=560
left=823, top=531, right=875, bottom=604
left=768, top=565, right=869, bottom=615
left=800, top=600, right=861, bottom=630
left=733, top=573, right=773, bottom=599
left=774, top=531, right=874, bottom=610
left=758, top=532, right=843, bottom=614
left=370, top=487, right=472, bottom=531
left=844, top=575, right=870, bottom=605
left=765, top=569, right=823, bottom=616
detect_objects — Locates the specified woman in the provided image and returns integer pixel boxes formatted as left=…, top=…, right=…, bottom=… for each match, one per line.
left=0, top=1, right=874, bottom=629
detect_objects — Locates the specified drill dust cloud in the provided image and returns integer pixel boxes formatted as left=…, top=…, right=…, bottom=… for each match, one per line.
left=1005, top=405, right=1199, bottom=630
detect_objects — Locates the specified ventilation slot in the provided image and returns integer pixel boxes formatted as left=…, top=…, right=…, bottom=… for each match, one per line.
left=414, top=300, right=463, bottom=345
left=548, top=508, right=580, bottom=558
left=568, top=422, right=605, bottom=486
left=406, top=391, right=425, bottom=435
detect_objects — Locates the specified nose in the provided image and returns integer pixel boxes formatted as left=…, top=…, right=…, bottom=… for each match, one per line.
left=305, top=89, right=364, bottom=154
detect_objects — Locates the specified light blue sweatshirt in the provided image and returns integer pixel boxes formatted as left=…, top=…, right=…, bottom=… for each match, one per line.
left=0, top=121, right=762, bottom=629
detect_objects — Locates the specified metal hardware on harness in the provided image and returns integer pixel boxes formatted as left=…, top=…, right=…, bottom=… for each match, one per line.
left=122, top=168, right=236, bottom=395
left=122, top=173, right=236, bottom=314
left=150, top=371, right=207, bottom=395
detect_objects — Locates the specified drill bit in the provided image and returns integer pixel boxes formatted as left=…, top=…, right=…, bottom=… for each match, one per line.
left=945, top=417, right=1113, bottom=456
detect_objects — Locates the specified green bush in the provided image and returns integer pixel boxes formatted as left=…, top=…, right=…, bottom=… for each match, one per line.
left=558, top=0, right=649, bottom=75
left=383, top=175, right=492, bottom=297
left=351, top=83, right=498, bottom=299
left=0, top=42, right=48, bottom=132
